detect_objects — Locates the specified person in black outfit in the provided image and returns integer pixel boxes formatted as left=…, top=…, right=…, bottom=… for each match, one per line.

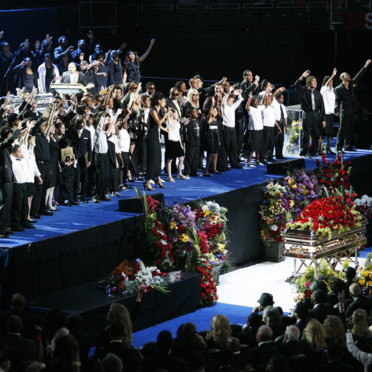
left=184, top=108, right=201, bottom=177
left=294, top=70, right=326, bottom=157
left=30, top=120, right=53, bottom=218
left=0, top=124, right=23, bottom=238
left=0, top=40, right=15, bottom=95
left=13, top=57, right=38, bottom=92
left=107, top=51, right=124, bottom=86
left=67, top=115, right=92, bottom=204
left=53, top=36, right=74, bottom=64
left=335, top=59, right=371, bottom=152
left=144, top=92, right=170, bottom=191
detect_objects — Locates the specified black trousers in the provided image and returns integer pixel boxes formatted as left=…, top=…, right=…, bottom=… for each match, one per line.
left=301, top=111, right=320, bottom=156
left=121, top=151, right=130, bottom=185
left=236, top=119, right=246, bottom=158
left=263, top=126, right=276, bottom=160
left=94, top=153, right=109, bottom=200
left=337, top=113, right=354, bottom=150
left=275, top=122, right=285, bottom=158
left=184, top=143, right=200, bottom=175
left=11, top=183, right=28, bottom=229
left=223, top=126, right=239, bottom=167
left=31, top=161, right=49, bottom=215
left=0, top=182, right=13, bottom=233
left=74, top=160, right=89, bottom=200
left=60, top=166, right=74, bottom=203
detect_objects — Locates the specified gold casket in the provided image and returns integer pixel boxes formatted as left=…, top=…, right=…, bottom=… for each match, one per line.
left=283, top=218, right=367, bottom=260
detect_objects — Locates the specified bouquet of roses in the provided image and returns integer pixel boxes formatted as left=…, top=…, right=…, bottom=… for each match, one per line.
left=135, top=188, right=174, bottom=271
left=315, top=154, right=352, bottom=193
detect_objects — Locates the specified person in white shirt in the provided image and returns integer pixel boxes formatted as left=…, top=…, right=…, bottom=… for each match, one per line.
left=10, top=145, right=35, bottom=231
left=271, top=89, right=288, bottom=159
left=37, top=53, right=61, bottom=93
left=262, top=95, right=282, bottom=163
left=320, top=68, right=337, bottom=155
left=22, top=136, right=42, bottom=223
left=165, top=111, right=186, bottom=182
left=221, top=90, right=243, bottom=169
left=118, top=117, right=131, bottom=189
left=245, top=93, right=264, bottom=167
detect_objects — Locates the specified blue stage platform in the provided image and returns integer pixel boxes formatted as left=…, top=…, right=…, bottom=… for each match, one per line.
left=0, top=148, right=371, bottom=304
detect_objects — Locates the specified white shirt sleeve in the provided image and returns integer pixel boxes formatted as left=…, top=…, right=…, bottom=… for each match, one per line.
left=346, top=331, right=372, bottom=370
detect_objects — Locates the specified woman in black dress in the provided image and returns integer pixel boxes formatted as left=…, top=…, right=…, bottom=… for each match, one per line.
left=204, top=100, right=221, bottom=176
left=144, top=92, right=170, bottom=191
left=46, top=123, right=60, bottom=211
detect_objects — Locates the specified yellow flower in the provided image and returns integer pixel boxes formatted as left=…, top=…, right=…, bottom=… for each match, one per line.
left=369, top=273, right=372, bottom=280
left=303, top=190, right=309, bottom=195
left=292, top=184, right=297, bottom=190
left=269, top=205, right=274, bottom=210
left=204, top=210, right=211, bottom=217
left=359, top=279, right=366, bottom=286
left=180, top=234, right=189, bottom=243
left=369, top=281, right=372, bottom=287
left=170, top=221, right=176, bottom=230
left=288, top=179, right=294, bottom=186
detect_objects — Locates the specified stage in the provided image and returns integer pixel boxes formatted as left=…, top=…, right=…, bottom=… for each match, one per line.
left=1, top=149, right=372, bottom=308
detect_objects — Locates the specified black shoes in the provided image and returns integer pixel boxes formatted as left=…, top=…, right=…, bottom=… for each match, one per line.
left=40, top=210, right=54, bottom=216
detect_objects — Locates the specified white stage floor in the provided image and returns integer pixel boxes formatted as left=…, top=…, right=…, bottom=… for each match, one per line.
left=217, top=255, right=367, bottom=314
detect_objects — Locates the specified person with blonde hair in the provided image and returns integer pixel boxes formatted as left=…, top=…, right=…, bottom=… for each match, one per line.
left=352, top=309, right=371, bottom=340
left=323, top=315, right=346, bottom=346
left=302, top=318, right=327, bottom=349
left=183, top=88, right=200, bottom=118
left=205, top=314, right=231, bottom=350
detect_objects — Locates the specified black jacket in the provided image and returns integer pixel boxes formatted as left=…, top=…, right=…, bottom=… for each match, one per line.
left=0, top=129, right=21, bottom=183
left=334, top=66, right=366, bottom=116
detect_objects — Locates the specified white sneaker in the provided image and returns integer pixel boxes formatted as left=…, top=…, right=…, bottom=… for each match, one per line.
left=248, top=164, right=256, bottom=168
left=167, top=177, right=175, bottom=182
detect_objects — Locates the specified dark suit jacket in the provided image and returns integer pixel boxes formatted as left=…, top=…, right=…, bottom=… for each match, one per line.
left=248, top=342, right=278, bottom=370
left=61, top=71, right=85, bottom=84
left=277, top=340, right=308, bottom=358
left=308, top=303, right=334, bottom=324
left=67, top=127, right=92, bottom=166
left=334, top=67, right=366, bottom=116
left=0, top=308, right=36, bottom=339
left=0, top=334, right=36, bottom=370
left=166, top=97, right=183, bottom=118
left=345, top=295, right=371, bottom=321
left=0, top=129, right=21, bottom=183
left=95, top=341, right=140, bottom=367
left=293, top=79, right=325, bottom=120
left=141, top=353, right=187, bottom=372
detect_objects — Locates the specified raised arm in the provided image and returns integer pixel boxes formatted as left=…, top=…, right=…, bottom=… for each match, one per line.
left=352, top=59, right=371, bottom=84
left=245, top=92, right=253, bottom=111
left=139, top=39, right=156, bottom=63
left=294, top=70, right=311, bottom=90
left=325, top=67, right=337, bottom=87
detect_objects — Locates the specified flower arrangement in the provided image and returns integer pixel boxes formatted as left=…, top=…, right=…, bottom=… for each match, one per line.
left=98, top=258, right=169, bottom=295
left=135, top=189, right=174, bottom=271
left=285, top=119, right=302, bottom=155
left=358, top=253, right=372, bottom=295
left=282, top=169, right=321, bottom=216
left=260, top=181, right=292, bottom=244
left=315, top=154, right=352, bottom=193
left=354, top=195, right=372, bottom=220
left=287, top=196, right=365, bottom=240
left=194, top=201, right=229, bottom=265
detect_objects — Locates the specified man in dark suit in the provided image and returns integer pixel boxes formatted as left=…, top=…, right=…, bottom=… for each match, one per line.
left=277, top=325, right=308, bottom=358
left=0, top=125, right=22, bottom=238
left=0, top=293, right=36, bottom=339
left=141, top=330, right=187, bottom=372
left=248, top=325, right=278, bottom=371
left=0, top=315, right=36, bottom=371
left=345, top=283, right=371, bottom=321
left=67, top=115, right=92, bottom=203
left=61, top=62, right=85, bottom=85
left=294, top=70, right=326, bottom=157
left=95, top=322, right=140, bottom=367
left=335, top=59, right=371, bottom=152
left=308, top=289, right=334, bottom=324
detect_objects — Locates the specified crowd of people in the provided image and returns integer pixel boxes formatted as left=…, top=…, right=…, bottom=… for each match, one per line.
left=2, top=267, right=372, bottom=371
left=2, top=29, right=370, bottom=239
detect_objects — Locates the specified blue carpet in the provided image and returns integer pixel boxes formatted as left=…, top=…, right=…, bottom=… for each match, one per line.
left=131, top=302, right=252, bottom=348
left=358, top=246, right=372, bottom=259
left=1, top=147, right=369, bottom=249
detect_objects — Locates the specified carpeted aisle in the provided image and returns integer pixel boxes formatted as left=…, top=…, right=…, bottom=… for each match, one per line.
left=132, top=302, right=252, bottom=348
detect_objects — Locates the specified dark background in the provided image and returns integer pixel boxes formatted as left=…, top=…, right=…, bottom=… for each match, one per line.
left=0, top=2, right=371, bottom=106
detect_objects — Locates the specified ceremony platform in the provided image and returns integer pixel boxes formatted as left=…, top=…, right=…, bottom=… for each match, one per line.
left=0, top=149, right=372, bottom=310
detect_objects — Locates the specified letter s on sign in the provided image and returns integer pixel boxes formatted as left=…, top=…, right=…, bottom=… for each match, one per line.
left=365, top=12, right=372, bottom=29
